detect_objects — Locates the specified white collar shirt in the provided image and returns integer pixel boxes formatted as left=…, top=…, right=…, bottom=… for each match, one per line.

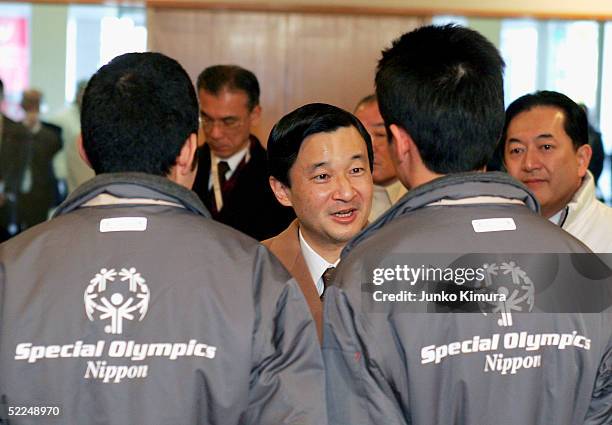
left=208, top=145, right=249, bottom=190
left=298, top=228, right=340, bottom=296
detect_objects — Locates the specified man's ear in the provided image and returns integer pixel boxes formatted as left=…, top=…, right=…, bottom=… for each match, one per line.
left=77, top=134, right=93, bottom=169
left=269, top=176, right=293, bottom=207
left=169, top=133, right=198, bottom=188
left=176, top=133, right=198, bottom=174
left=249, top=104, right=262, bottom=128
left=389, top=124, right=413, bottom=164
left=576, top=143, right=592, bottom=177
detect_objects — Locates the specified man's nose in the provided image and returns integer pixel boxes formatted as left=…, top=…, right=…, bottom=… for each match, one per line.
left=522, top=148, right=542, bottom=172
left=332, top=174, right=357, bottom=201
left=208, top=121, right=224, bottom=139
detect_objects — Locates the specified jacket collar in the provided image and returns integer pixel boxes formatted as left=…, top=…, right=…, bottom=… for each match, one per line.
left=563, top=171, right=596, bottom=229
left=53, top=172, right=211, bottom=218
left=199, top=134, right=263, bottom=186
left=266, top=220, right=303, bottom=271
left=342, top=171, right=539, bottom=257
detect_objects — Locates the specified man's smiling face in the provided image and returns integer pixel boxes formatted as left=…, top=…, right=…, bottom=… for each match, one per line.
left=275, top=126, right=373, bottom=254
left=504, top=105, right=590, bottom=218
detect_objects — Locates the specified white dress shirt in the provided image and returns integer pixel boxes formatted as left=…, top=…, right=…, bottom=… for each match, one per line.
left=299, top=229, right=340, bottom=296
left=207, top=146, right=249, bottom=190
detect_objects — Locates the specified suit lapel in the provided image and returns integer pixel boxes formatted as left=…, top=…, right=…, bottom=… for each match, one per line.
left=264, top=220, right=324, bottom=341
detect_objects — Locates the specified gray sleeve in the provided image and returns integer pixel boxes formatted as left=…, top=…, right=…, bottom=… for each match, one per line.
left=240, top=245, right=327, bottom=425
left=584, top=339, right=612, bottom=425
left=322, top=284, right=408, bottom=425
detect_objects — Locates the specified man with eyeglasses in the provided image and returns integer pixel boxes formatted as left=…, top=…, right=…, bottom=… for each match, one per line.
left=192, top=65, right=294, bottom=240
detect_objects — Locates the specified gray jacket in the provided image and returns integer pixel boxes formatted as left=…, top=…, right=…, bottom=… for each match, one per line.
left=0, top=173, right=326, bottom=425
left=324, top=172, right=612, bottom=425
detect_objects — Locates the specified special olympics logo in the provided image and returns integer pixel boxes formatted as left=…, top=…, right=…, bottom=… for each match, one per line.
left=480, top=261, right=535, bottom=327
left=84, top=267, right=150, bottom=334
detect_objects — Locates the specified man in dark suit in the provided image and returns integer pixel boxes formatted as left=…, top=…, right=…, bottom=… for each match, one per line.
left=0, top=78, right=30, bottom=239
left=264, top=103, right=374, bottom=340
left=191, top=65, right=294, bottom=240
left=19, top=89, right=62, bottom=228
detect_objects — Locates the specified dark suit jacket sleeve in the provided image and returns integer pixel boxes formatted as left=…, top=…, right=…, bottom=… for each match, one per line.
left=1, top=119, right=30, bottom=195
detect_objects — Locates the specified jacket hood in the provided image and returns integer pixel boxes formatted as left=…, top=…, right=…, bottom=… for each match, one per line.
left=342, top=171, right=539, bottom=257
left=53, top=172, right=211, bottom=218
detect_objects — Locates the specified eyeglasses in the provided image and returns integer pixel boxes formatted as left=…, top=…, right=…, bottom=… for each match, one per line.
left=200, top=115, right=244, bottom=132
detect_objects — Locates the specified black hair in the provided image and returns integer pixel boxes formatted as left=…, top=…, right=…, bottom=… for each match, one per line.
left=267, top=103, right=374, bottom=186
left=354, top=94, right=377, bottom=113
left=375, top=24, right=505, bottom=173
left=502, top=90, right=588, bottom=150
left=80, top=52, right=199, bottom=176
left=196, top=65, right=260, bottom=111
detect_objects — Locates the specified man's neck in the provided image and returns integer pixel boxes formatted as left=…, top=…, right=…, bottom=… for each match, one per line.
left=542, top=177, right=583, bottom=219
left=299, top=227, right=343, bottom=264
left=211, top=137, right=252, bottom=161
left=24, top=119, right=41, bottom=134
left=24, top=117, right=40, bottom=131
left=377, top=176, right=398, bottom=187
left=211, top=144, right=250, bottom=169
left=407, top=168, right=445, bottom=190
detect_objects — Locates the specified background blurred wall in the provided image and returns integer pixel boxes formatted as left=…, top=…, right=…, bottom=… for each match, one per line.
left=30, top=4, right=67, bottom=116
left=146, top=0, right=612, bottom=20
left=148, top=8, right=426, bottom=142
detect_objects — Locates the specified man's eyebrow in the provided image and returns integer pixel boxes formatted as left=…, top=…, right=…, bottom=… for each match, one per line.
left=306, top=153, right=366, bottom=171
left=199, top=111, right=239, bottom=120
left=308, top=161, right=329, bottom=172
left=535, top=133, right=554, bottom=140
left=507, top=133, right=554, bottom=144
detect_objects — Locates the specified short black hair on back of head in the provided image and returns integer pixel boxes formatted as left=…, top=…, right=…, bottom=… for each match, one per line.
left=81, top=52, right=198, bottom=176
left=502, top=90, right=588, bottom=151
left=196, top=65, right=260, bottom=111
left=375, top=24, right=505, bottom=174
left=267, top=102, right=374, bottom=187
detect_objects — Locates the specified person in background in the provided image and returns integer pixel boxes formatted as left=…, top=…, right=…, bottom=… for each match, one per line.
left=48, top=79, right=94, bottom=195
left=0, top=77, right=30, bottom=239
left=264, top=102, right=373, bottom=339
left=19, top=89, right=62, bottom=228
left=191, top=65, right=294, bottom=240
left=354, top=94, right=407, bottom=221
left=503, top=91, right=612, bottom=252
